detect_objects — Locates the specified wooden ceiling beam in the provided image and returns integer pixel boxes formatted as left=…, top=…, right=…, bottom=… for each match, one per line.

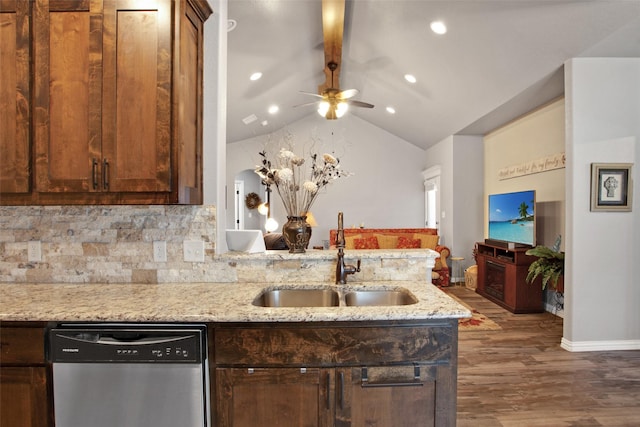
left=318, top=0, right=345, bottom=93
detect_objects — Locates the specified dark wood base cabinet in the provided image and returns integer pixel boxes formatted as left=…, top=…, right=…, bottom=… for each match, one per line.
left=0, top=323, right=52, bottom=427
left=475, top=242, right=543, bottom=313
left=1, top=319, right=459, bottom=427
left=212, top=321, right=459, bottom=427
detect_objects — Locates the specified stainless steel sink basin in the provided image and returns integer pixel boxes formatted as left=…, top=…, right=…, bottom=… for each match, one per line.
left=344, top=289, right=418, bottom=306
left=253, top=288, right=340, bottom=307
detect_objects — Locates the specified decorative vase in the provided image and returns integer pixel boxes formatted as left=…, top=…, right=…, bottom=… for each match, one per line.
left=282, top=216, right=311, bottom=253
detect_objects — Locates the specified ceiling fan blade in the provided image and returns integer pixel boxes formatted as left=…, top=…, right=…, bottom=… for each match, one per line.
left=337, top=88, right=358, bottom=100
left=299, top=91, right=324, bottom=99
left=348, top=100, right=375, bottom=109
left=293, top=101, right=321, bottom=108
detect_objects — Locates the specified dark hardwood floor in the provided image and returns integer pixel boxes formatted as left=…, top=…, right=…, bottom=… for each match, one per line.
left=449, top=286, right=640, bottom=427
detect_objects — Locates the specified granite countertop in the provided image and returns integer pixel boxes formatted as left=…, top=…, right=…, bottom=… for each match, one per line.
left=220, top=248, right=440, bottom=260
left=0, top=281, right=471, bottom=323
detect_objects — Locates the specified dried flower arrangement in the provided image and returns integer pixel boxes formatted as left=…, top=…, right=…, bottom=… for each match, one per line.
left=254, top=134, right=350, bottom=218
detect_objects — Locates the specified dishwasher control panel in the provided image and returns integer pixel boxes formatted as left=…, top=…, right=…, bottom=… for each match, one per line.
left=49, top=325, right=205, bottom=363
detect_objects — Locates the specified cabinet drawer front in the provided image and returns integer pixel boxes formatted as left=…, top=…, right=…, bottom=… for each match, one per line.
left=0, top=327, right=45, bottom=365
left=214, top=324, right=453, bottom=366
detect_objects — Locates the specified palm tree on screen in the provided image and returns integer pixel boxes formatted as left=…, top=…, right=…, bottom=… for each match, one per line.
left=518, top=202, right=529, bottom=220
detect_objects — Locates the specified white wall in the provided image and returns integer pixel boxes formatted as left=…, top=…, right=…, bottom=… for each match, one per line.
left=564, top=58, right=640, bottom=351
left=424, top=135, right=484, bottom=270
left=202, top=0, right=228, bottom=250
left=227, top=113, right=427, bottom=247
left=452, top=136, right=484, bottom=269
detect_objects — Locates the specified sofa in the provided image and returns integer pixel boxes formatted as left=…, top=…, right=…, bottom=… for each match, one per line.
left=328, top=228, right=451, bottom=286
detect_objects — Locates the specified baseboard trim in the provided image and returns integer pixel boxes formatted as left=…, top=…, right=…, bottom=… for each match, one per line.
left=561, top=337, right=640, bottom=352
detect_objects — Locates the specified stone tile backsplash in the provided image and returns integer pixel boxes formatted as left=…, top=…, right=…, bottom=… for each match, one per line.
left=0, top=205, right=221, bottom=284
left=0, top=206, right=429, bottom=285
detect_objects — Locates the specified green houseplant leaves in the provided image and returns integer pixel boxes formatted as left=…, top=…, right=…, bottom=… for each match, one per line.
left=525, top=245, right=565, bottom=290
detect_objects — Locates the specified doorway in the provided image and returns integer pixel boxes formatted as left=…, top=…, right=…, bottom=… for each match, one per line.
left=422, top=166, right=441, bottom=234
left=233, top=169, right=263, bottom=231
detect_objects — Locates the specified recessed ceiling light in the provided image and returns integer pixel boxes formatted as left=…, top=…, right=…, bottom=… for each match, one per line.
left=261, top=120, right=269, bottom=127
left=227, top=19, right=237, bottom=32
left=268, top=105, right=279, bottom=114
left=430, top=20, right=447, bottom=35
left=386, top=106, right=396, bottom=114
left=404, top=74, right=417, bottom=84
left=250, top=72, right=262, bottom=81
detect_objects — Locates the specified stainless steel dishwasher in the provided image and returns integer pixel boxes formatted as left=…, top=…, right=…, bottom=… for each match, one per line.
left=48, top=324, right=209, bottom=427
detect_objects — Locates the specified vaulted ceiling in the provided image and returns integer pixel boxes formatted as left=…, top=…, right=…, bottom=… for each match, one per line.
left=226, top=0, right=640, bottom=150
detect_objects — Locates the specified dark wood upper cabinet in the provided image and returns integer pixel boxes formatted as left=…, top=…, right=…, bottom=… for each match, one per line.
left=0, top=0, right=212, bottom=205
left=33, top=0, right=103, bottom=194
left=0, top=0, right=31, bottom=194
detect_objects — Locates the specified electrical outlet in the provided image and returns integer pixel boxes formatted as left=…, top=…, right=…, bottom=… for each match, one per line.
left=28, top=241, right=42, bottom=262
left=183, top=240, right=204, bottom=262
left=153, top=241, right=167, bottom=262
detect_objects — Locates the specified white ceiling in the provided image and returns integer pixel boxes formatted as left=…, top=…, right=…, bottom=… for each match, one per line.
left=226, top=0, right=640, bottom=150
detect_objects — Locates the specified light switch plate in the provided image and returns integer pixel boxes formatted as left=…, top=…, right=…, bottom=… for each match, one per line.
left=153, top=241, right=167, bottom=262
left=183, top=240, right=204, bottom=262
left=28, top=241, right=42, bottom=262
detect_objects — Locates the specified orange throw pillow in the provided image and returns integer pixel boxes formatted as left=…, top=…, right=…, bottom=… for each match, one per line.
left=413, top=233, right=439, bottom=249
left=396, top=236, right=421, bottom=249
left=354, top=236, right=380, bottom=249
left=375, top=234, right=399, bottom=249
left=344, top=234, right=362, bottom=250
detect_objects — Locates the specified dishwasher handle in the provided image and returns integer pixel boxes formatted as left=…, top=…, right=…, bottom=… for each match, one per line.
left=59, top=333, right=195, bottom=346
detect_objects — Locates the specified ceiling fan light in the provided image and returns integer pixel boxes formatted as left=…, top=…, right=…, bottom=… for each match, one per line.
left=318, top=101, right=330, bottom=117
left=336, top=102, right=348, bottom=118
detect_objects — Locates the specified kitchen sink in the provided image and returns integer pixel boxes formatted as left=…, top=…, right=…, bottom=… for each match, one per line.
left=253, top=288, right=340, bottom=307
left=344, top=289, right=418, bottom=307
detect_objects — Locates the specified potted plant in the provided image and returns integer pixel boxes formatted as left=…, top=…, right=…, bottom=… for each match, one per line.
left=525, top=245, right=565, bottom=292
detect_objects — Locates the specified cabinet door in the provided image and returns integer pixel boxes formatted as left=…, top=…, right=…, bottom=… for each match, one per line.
left=0, top=367, right=50, bottom=427
left=175, top=1, right=205, bottom=204
left=101, top=0, right=171, bottom=193
left=0, top=0, right=30, bottom=194
left=33, top=0, right=102, bottom=193
left=336, top=366, right=438, bottom=427
left=216, top=367, right=333, bottom=427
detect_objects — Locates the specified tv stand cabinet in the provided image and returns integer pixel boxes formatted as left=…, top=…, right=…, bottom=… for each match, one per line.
left=475, top=242, right=543, bottom=313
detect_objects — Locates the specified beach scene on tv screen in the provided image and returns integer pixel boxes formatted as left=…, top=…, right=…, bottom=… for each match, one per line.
left=489, top=191, right=535, bottom=245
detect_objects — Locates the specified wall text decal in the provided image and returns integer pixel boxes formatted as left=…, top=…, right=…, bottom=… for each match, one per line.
left=498, top=152, right=565, bottom=180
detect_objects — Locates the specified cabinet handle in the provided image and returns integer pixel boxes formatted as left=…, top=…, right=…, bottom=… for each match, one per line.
left=338, top=371, right=344, bottom=409
left=325, top=372, right=331, bottom=409
left=360, top=366, right=424, bottom=388
left=361, top=381, right=424, bottom=388
left=92, top=159, right=98, bottom=189
left=103, top=158, right=109, bottom=190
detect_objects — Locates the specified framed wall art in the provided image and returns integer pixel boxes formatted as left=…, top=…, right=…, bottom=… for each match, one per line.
left=590, top=163, right=633, bottom=212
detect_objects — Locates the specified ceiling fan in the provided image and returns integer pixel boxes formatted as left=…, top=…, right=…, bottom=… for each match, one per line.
left=299, top=61, right=374, bottom=119
left=297, top=0, right=374, bottom=120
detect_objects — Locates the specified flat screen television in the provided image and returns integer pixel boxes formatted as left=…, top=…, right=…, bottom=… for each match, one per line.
left=488, top=190, right=536, bottom=247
